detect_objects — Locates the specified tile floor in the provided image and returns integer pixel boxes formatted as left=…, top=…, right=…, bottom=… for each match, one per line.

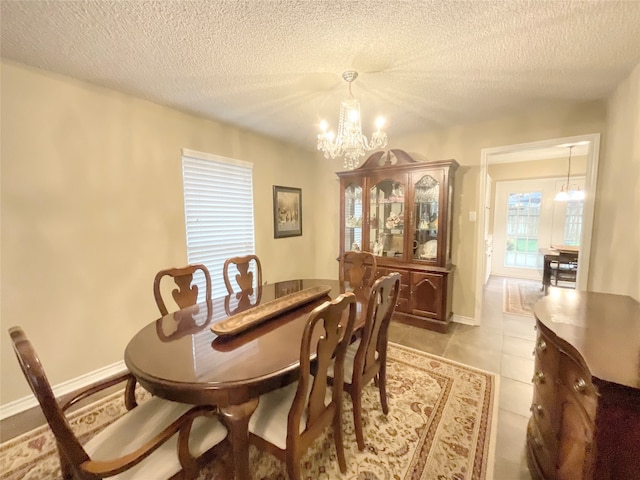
left=388, top=275, right=536, bottom=479
left=1, top=275, right=536, bottom=479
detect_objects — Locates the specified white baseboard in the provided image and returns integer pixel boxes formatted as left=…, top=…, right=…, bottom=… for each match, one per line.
left=452, top=314, right=478, bottom=326
left=0, top=361, right=127, bottom=421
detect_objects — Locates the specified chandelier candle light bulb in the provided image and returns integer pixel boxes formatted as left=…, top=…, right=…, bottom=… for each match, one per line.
left=317, top=70, right=388, bottom=170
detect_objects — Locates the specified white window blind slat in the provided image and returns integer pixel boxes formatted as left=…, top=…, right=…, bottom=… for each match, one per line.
left=182, top=150, right=256, bottom=299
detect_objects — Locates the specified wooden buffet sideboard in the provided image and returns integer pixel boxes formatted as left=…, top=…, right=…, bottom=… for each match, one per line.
left=528, top=289, right=640, bottom=480
left=336, top=149, right=458, bottom=333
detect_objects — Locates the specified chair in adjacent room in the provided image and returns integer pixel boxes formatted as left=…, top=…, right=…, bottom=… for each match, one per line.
left=223, top=254, right=262, bottom=294
left=339, top=251, right=378, bottom=289
left=153, top=263, right=212, bottom=316
left=330, top=272, right=401, bottom=450
left=247, top=292, right=357, bottom=480
left=550, top=253, right=578, bottom=288
left=8, top=326, right=229, bottom=480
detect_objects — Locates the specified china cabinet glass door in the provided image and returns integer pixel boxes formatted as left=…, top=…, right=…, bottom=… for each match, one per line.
left=413, top=175, right=440, bottom=261
left=370, top=178, right=405, bottom=258
left=343, top=183, right=363, bottom=251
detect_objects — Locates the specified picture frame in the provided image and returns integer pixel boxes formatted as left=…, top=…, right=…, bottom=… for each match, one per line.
left=273, top=185, right=302, bottom=238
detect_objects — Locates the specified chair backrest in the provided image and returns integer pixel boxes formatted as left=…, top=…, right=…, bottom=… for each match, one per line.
left=9, top=327, right=91, bottom=470
left=223, top=255, right=262, bottom=294
left=153, top=263, right=212, bottom=316
left=224, top=288, right=262, bottom=316
left=352, top=272, right=401, bottom=381
left=290, top=292, right=356, bottom=444
left=339, top=251, right=378, bottom=288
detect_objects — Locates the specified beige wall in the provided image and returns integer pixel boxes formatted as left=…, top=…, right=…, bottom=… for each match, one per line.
left=0, top=61, right=322, bottom=404
left=592, top=62, right=640, bottom=300
left=487, top=156, right=587, bottom=182
left=2, top=58, right=638, bottom=407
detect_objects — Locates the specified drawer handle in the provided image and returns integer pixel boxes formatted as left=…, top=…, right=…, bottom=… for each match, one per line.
left=532, top=371, right=545, bottom=384
left=573, top=378, right=588, bottom=394
left=536, top=339, right=547, bottom=353
left=530, top=403, right=544, bottom=416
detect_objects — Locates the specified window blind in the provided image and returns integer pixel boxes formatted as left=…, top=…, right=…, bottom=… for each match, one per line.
left=182, top=149, right=255, bottom=299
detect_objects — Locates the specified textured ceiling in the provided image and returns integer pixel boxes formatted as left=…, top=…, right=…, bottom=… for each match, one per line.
left=2, top=1, right=640, bottom=153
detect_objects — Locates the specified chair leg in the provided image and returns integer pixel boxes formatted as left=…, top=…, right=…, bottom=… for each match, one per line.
left=351, top=390, right=366, bottom=451
left=378, top=369, right=389, bottom=415
left=333, top=408, right=347, bottom=473
left=56, top=446, right=73, bottom=480
left=286, top=457, right=301, bottom=480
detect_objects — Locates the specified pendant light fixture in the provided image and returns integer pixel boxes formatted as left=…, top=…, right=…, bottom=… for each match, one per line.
left=317, top=71, right=387, bottom=170
left=554, top=145, right=585, bottom=201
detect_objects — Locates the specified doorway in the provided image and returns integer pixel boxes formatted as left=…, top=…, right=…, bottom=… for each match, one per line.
left=473, top=134, right=601, bottom=324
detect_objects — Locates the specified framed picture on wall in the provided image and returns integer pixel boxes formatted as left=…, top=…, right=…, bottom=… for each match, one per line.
left=273, top=185, right=302, bottom=238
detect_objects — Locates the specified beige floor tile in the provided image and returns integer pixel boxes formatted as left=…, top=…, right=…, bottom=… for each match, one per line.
left=493, top=456, right=533, bottom=480
left=502, top=335, right=535, bottom=359
left=496, top=409, right=529, bottom=463
left=502, top=317, right=537, bottom=341
left=395, top=326, right=451, bottom=356
left=442, top=342, right=502, bottom=374
left=388, top=320, right=412, bottom=344
left=501, top=353, right=535, bottom=383
left=499, top=377, right=533, bottom=417
left=448, top=324, right=503, bottom=351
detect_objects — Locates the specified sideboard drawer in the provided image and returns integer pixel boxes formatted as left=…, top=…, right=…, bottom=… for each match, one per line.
left=531, top=385, right=558, bottom=446
left=527, top=419, right=557, bottom=480
left=558, top=353, right=597, bottom=421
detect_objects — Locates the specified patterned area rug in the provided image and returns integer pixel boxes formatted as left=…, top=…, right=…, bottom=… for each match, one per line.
left=503, top=279, right=544, bottom=316
left=0, top=343, right=498, bottom=480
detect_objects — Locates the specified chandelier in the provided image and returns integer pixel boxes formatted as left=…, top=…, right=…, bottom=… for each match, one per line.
left=317, top=71, right=387, bottom=170
left=554, top=145, right=585, bottom=201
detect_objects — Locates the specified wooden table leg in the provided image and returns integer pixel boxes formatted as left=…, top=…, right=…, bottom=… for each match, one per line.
left=542, top=256, right=552, bottom=293
left=219, top=398, right=259, bottom=480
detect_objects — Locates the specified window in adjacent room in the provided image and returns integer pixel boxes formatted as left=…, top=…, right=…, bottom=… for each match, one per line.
left=182, top=149, right=255, bottom=299
left=504, top=191, right=541, bottom=268
left=563, top=199, right=583, bottom=246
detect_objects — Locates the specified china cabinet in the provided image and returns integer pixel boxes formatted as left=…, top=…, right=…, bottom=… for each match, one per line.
left=337, top=149, right=459, bottom=332
left=527, top=290, right=640, bottom=480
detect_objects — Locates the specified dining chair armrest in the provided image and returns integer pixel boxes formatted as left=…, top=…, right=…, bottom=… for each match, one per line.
left=60, top=371, right=138, bottom=413
left=79, top=405, right=219, bottom=477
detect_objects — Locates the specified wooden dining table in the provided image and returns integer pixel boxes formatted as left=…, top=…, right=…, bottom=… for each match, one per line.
left=124, top=278, right=369, bottom=480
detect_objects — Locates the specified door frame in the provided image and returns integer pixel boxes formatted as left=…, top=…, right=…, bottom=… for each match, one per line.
left=473, top=133, right=601, bottom=324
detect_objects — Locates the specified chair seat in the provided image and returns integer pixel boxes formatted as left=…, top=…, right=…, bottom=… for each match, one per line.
left=84, top=396, right=227, bottom=480
left=328, top=340, right=359, bottom=385
left=328, top=339, right=379, bottom=385
left=248, top=378, right=331, bottom=450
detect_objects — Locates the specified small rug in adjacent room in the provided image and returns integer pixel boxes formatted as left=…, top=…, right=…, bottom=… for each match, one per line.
left=503, top=278, right=544, bottom=316
left=0, top=343, right=498, bottom=480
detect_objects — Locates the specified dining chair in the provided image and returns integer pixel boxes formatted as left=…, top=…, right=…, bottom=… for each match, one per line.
left=550, top=253, right=578, bottom=287
left=224, top=288, right=262, bottom=316
left=153, top=263, right=212, bottom=316
left=247, top=292, right=357, bottom=480
left=331, top=272, right=401, bottom=450
left=8, top=326, right=229, bottom=480
left=339, top=251, right=378, bottom=288
left=223, top=254, right=262, bottom=294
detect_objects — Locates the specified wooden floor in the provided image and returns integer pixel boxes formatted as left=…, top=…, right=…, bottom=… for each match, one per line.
left=1, top=275, right=534, bottom=479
